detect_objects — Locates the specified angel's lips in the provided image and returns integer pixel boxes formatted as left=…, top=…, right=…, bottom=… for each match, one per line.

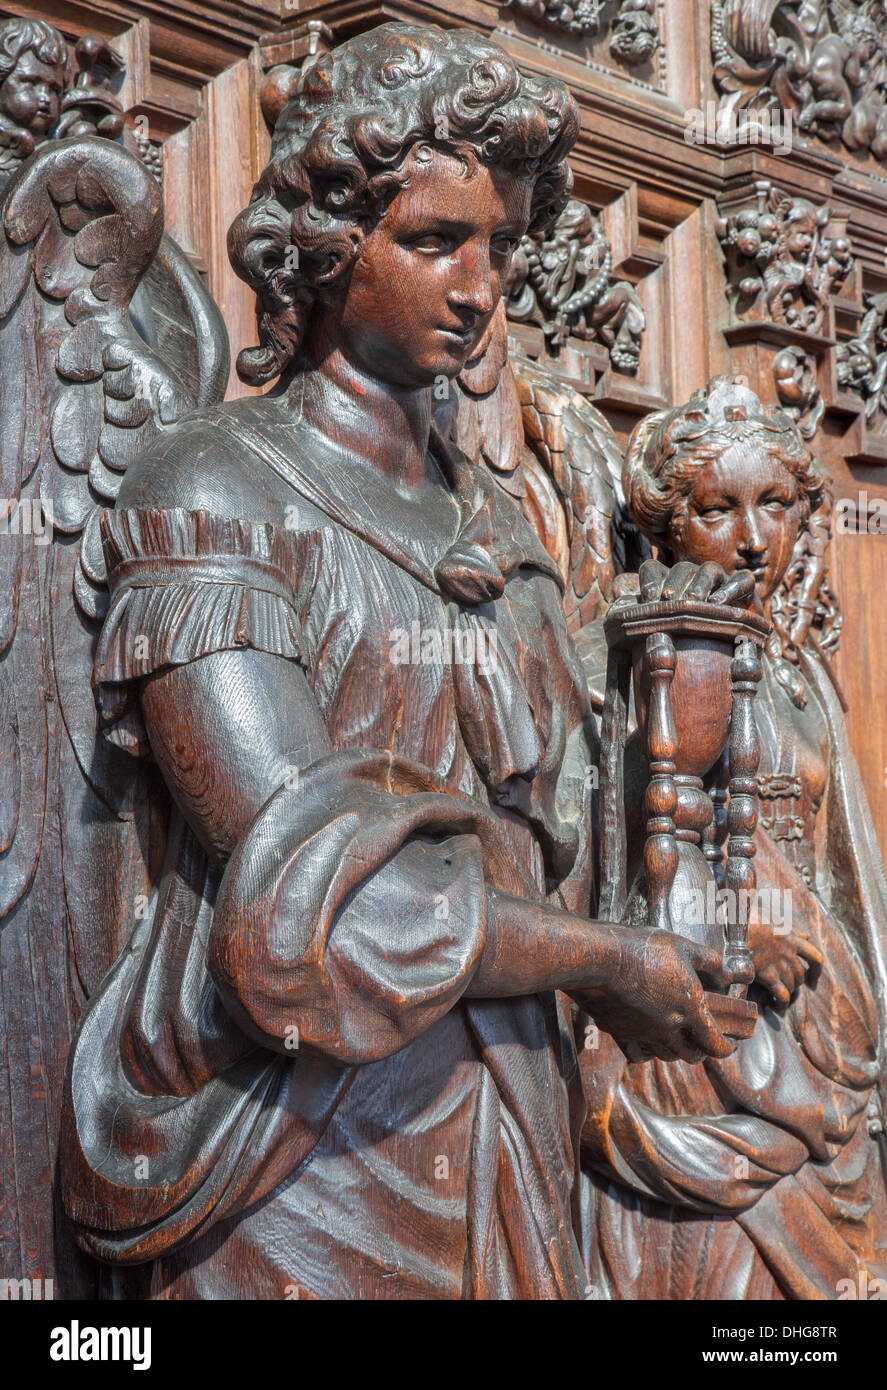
left=437, top=323, right=477, bottom=349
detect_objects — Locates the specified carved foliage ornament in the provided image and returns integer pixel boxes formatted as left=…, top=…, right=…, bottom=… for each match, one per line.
left=507, top=197, right=646, bottom=371
left=712, top=0, right=887, bottom=161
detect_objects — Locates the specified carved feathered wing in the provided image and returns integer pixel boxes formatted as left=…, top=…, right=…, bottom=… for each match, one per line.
left=0, top=135, right=229, bottom=922
left=511, top=353, right=651, bottom=633
left=0, top=135, right=229, bottom=1291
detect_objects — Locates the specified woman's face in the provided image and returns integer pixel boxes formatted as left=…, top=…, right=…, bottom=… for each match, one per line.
left=327, top=147, right=532, bottom=389
left=668, top=442, right=803, bottom=607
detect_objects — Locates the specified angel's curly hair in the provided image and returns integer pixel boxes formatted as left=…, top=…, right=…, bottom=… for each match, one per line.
left=623, top=376, right=840, bottom=705
left=0, top=18, right=66, bottom=86
left=227, top=22, right=579, bottom=386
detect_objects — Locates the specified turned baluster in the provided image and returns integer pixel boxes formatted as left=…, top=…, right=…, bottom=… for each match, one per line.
left=725, top=638, right=762, bottom=994
left=644, top=632, right=679, bottom=935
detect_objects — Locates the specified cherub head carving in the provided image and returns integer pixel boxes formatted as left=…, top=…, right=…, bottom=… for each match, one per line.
left=228, top=22, right=578, bottom=388
left=624, top=377, right=839, bottom=704
left=0, top=19, right=65, bottom=143
left=609, top=0, right=659, bottom=65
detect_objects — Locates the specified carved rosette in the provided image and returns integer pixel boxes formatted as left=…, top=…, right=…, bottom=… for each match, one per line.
left=711, top=0, right=887, bottom=162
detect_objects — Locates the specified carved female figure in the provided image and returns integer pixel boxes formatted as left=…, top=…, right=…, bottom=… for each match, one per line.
left=580, top=377, right=887, bottom=1300
left=60, top=24, right=729, bottom=1299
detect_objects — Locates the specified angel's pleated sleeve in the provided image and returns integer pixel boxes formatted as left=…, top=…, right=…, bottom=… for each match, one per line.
left=95, top=507, right=304, bottom=754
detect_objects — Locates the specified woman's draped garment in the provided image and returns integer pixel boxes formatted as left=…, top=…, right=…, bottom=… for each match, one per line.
left=580, top=648, right=887, bottom=1300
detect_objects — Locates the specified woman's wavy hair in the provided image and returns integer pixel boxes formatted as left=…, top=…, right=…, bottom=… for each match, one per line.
left=623, top=376, right=841, bottom=706
left=227, top=22, right=579, bottom=386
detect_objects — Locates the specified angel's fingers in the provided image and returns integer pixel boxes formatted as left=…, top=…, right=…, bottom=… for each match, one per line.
left=612, top=571, right=641, bottom=600
left=794, top=936, right=824, bottom=969
left=683, top=999, right=733, bottom=1060
left=683, top=938, right=730, bottom=990
left=660, top=561, right=699, bottom=601
left=758, top=968, right=777, bottom=995
left=673, top=1030, right=706, bottom=1064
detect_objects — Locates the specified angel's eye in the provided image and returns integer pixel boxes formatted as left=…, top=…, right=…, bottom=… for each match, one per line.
left=403, top=233, right=454, bottom=255
left=491, top=236, right=519, bottom=259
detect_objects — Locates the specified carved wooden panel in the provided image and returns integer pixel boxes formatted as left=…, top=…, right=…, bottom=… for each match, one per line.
left=0, top=0, right=886, bottom=1312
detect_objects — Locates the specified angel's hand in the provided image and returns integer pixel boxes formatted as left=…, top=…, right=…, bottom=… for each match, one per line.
left=568, top=927, right=734, bottom=1064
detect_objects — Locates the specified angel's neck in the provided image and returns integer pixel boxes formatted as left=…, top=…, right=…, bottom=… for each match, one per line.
left=289, top=332, right=433, bottom=489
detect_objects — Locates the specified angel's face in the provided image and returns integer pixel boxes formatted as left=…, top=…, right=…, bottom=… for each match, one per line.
left=1, top=50, right=63, bottom=134
left=668, top=443, right=803, bottom=607
left=326, top=147, right=532, bottom=390
left=784, top=213, right=815, bottom=259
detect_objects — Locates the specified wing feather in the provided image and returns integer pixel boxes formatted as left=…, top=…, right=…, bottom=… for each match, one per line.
left=0, top=135, right=226, bottom=919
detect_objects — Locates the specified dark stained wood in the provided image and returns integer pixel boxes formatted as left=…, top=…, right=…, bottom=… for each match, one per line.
left=580, top=375, right=887, bottom=1299
left=0, top=14, right=228, bottom=1295
left=0, top=1, right=885, bottom=1306
left=50, top=20, right=739, bottom=1299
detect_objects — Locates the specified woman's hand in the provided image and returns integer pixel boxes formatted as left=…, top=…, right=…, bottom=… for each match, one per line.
left=569, top=928, right=735, bottom=1064
left=614, top=557, right=756, bottom=608
left=749, top=919, right=823, bottom=1006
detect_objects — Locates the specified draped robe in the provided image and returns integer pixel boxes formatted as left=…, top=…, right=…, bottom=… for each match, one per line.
left=579, top=646, right=887, bottom=1300
left=60, top=399, right=598, bottom=1299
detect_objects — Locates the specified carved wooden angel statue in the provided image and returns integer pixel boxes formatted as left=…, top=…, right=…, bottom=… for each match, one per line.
left=579, top=377, right=887, bottom=1300
left=59, top=23, right=736, bottom=1299
left=0, top=19, right=126, bottom=193
left=0, top=20, right=228, bottom=1292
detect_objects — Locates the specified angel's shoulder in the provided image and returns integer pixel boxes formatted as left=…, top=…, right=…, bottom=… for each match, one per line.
left=115, top=400, right=289, bottom=525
